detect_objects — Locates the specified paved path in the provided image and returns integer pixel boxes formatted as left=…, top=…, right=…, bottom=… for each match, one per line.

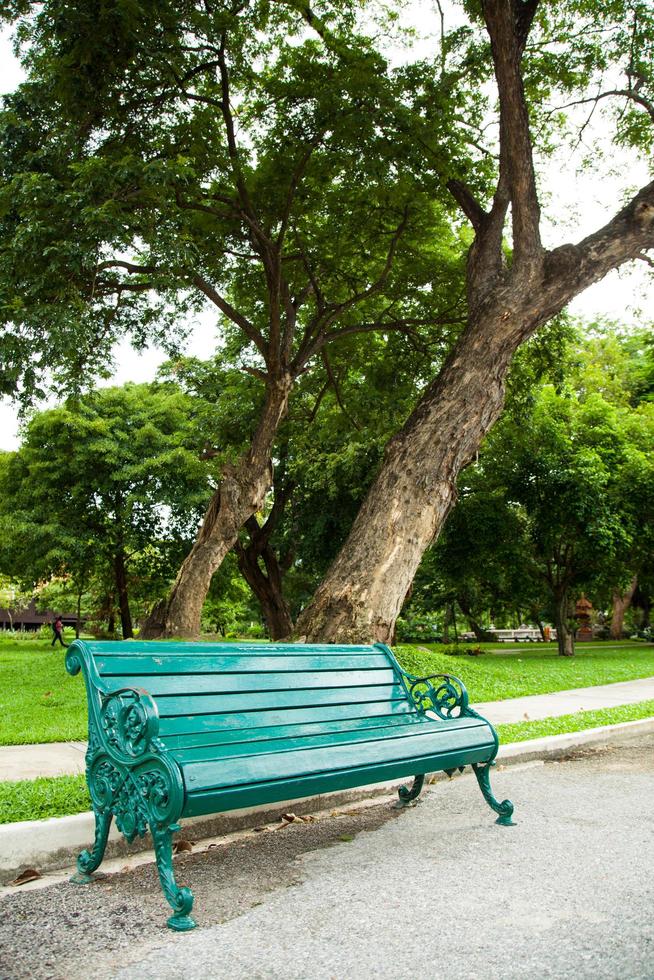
left=2, top=676, right=654, bottom=781
left=474, top=674, right=654, bottom=725
left=1, top=735, right=653, bottom=979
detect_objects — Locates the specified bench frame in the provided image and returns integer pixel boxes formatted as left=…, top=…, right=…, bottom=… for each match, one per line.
left=66, top=641, right=513, bottom=931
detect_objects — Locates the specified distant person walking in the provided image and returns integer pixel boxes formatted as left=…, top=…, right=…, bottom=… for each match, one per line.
left=51, top=615, right=68, bottom=648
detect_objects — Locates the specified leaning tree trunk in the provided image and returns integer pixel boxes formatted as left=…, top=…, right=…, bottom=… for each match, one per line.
left=610, top=575, right=638, bottom=640
left=295, top=310, right=533, bottom=643
left=143, top=376, right=293, bottom=639
left=295, top=0, right=654, bottom=646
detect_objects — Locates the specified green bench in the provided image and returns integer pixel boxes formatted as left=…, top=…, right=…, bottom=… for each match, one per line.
left=66, top=639, right=514, bottom=931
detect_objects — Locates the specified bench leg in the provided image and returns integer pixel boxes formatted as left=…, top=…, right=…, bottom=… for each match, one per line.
left=150, top=822, right=197, bottom=931
left=397, top=774, right=425, bottom=807
left=472, top=762, right=515, bottom=826
left=70, top=807, right=113, bottom=884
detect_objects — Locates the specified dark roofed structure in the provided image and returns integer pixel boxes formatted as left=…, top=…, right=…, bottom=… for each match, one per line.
left=0, top=600, right=78, bottom=632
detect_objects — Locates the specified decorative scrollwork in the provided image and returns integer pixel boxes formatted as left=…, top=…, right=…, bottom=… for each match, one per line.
left=100, top=688, right=159, bottom=760
left=472, top=763, right=515, bottom=827
left=87, top=754, right=181, bottom=843
left=409, top=673, right=469, bottom=719
left=397, top=774, right=425, bottom=807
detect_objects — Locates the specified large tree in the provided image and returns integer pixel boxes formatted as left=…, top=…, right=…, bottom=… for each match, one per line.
left=0, top=0, right=467, bottom=636
left=0, top=384, right=209, bottom=637
left=296, top=0, right=654, bottom=642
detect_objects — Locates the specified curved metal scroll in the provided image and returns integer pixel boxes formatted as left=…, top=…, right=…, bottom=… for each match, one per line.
left=408, top=673, right=470, bottom=719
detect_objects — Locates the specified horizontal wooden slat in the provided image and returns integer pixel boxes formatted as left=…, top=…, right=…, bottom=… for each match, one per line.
left=153, top=684, right=406, bottom=719
left=157, top=698, right=414, bottom=738
left=172, top=715, right=487, bottom=766
left=96, top=653, right=391, bottom=676
left=182, top=743, right=496, bottom=817
left=103, top=668, right=396, bottom=698
left=182, top=726, right=493, bottom=791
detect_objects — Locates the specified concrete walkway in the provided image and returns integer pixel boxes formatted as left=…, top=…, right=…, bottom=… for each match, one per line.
left=2, top=675, right=654, bottom=782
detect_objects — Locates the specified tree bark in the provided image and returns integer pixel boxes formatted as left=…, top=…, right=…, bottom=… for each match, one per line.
left=143, top=375, right=293, bottom=639
left=235, top=513, right=294, bottom=640
left=555, top=590, right=574, bottom=656
left=114, top=551, right=133, bottom=640
left=610, top=575, right=638, bottom=640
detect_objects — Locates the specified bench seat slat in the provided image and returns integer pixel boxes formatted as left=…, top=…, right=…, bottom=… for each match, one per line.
left=182, top=743, right=495, bottom=817
left=182, top=725, right=494, bottom=792
left=153, top=684, right=406, bottom=718
left=172, top=714, right=487, bottom=765
left=156, top=698, right=415, bottom=738
left=103, top=668, right=396, bottom=697
left=95, top=654, right=392, bottom=676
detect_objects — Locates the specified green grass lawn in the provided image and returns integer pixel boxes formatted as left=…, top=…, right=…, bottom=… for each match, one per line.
left=0, top=774, right=90, bottom=824
left=1, top=633, right=654, bottom=746
left=397, top=641, right=654, bottom=702
left=0, top=635, right=87, bottom=745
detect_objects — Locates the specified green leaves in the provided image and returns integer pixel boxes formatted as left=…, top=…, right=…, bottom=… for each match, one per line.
left=0, top=383, right=213, bottom=624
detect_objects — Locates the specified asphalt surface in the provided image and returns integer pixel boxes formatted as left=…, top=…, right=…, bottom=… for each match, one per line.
left=1, top=736, right=654, bottom=980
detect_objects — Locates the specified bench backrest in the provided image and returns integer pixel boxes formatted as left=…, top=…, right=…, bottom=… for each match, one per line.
left=77, top=640, right=414, bottom=749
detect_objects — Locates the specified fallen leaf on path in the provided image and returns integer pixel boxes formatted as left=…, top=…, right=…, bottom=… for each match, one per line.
left=10, top=868, right=42, bottom=886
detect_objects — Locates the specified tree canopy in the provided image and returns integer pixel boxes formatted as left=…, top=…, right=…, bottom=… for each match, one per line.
left=0, top=383, right=210, bottom=636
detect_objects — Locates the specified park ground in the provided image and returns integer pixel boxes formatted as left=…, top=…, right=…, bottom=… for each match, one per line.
left=2, top=634, right=654, bottom=823
left=1, top=735, right=653, bottom=979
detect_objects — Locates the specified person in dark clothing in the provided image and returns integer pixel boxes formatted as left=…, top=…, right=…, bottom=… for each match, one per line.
left=51, top=615, right=68, bottom=648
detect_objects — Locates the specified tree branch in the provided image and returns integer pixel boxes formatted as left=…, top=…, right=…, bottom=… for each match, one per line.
left=190, top=273, right=268, bottom=357
left=540, top=180, right=654, bottom=324
left=481, top=0, right=542, bottom=266
left=446, top=179, right=488, bottom=232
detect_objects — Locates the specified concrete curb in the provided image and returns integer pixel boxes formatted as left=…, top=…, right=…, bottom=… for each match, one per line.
left=2, top=715, right=653, bottom=884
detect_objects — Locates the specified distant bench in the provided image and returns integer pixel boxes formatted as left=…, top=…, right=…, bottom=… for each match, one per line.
left=66, top=640, right=514, bottom=930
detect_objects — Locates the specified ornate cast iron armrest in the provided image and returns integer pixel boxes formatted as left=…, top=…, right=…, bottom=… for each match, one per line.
left=407, top=673, right=470, bottom=720
left=96, top=686, right=163, bottom=763
left=66, top=644, right=163, bottom=764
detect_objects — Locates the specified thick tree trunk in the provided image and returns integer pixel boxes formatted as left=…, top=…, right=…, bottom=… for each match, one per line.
left=237, top=550, right=294, bottom=639
left=114, top=552, right=133, bottom=640
left=295, top=311, right=530, bottom=643
left=75, top=592, right=82, bottom=639
left=555, top=591, right=574, bottom=656
left=236, top=517, right=294, bottom=640
left=610, top=575, right=638, bottom=640
left=143, top=376, right=292, bottom=638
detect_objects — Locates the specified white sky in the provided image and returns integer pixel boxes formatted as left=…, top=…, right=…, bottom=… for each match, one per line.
left=0, top=4, right=652, bottom=450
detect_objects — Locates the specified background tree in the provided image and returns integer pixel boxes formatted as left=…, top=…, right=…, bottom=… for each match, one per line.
left=0, top=384, right=209, bottom=637
left=402, top=326, right=654, bottom=655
